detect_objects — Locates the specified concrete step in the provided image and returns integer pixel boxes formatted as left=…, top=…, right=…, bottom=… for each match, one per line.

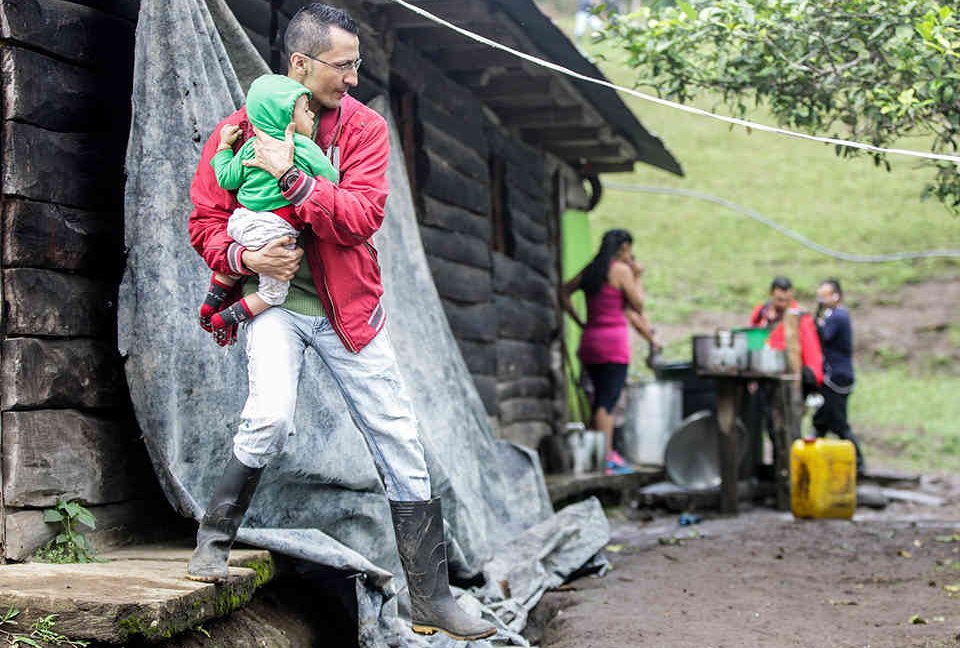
left=0, top=543, right=273, bottom=643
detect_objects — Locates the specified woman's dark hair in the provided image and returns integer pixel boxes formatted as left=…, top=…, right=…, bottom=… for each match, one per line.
left=581, top=229, right=633, bottom=296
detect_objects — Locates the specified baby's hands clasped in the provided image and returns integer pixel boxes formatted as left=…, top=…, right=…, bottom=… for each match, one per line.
left=218, top=124, right=242, bottom=151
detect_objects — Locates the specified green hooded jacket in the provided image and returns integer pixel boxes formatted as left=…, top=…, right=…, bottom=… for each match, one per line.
left=211, top=74, right=338, bottom=212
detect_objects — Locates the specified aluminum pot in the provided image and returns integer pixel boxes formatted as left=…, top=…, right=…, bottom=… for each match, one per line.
left=692, top=329, right=748, bottom=372
left=748, top=347, right=787, bottom=374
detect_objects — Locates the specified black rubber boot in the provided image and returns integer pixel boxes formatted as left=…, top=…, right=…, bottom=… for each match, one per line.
left=389, top=498, right=497, bottom=641
left=186, top=455, right=263, bottom=583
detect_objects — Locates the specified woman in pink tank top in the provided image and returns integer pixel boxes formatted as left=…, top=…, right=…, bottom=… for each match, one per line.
left=561, top=230, right=662, bottom=475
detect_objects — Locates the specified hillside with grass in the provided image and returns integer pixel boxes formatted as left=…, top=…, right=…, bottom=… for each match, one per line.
left=538, top=2, right=960, bottom=472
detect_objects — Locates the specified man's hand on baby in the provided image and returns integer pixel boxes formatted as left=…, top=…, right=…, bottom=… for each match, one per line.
left=218, top=124, right=242, bottom=151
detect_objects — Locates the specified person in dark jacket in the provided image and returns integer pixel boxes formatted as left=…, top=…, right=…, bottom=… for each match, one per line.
left=813, top=278, right=865, bottom=473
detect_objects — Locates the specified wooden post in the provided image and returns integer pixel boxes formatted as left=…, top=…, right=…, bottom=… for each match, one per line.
left=715, top=378, right=740, bottom=515
left=770, top=376, right=802, bottom=510
left=784, top=309, right=801, bottom=374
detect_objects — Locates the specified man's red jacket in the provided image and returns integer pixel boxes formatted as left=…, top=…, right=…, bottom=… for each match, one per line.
left=188, top=94, right=389, bottom=353
left=749, top=301, right=824, bottom=385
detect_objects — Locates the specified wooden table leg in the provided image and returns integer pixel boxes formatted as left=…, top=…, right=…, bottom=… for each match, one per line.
left=771, top=378, right=802, bottom=510
left=715, top=379, right=740, bottom=515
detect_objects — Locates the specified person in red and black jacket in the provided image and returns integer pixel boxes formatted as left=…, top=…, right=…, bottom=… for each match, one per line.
left=185, top=4, right=493, bottom=641
left=749, top=276, right=824, bottom=394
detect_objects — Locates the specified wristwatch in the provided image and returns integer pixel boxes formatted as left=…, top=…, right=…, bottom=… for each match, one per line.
left=278, top=166, right=301, bottom=192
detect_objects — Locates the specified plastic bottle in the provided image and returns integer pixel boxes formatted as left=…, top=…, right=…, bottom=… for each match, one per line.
left=790, top=437, right=856, bottom=519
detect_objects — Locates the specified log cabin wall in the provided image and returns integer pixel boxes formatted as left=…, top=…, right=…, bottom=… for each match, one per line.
left=0, top=0, right=182, bottom=561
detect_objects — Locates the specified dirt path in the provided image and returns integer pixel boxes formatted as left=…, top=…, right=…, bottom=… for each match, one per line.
left=540, top=489, right=960, bottom=648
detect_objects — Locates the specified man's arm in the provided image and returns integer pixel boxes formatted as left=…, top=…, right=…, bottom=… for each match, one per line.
left=189, top=118, right=302, bottom=279
left=799, top=314, right=824, bottom=385
left=245, top=120, right=389, bottom=246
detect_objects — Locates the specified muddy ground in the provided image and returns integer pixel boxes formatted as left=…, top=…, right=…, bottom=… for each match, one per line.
left=538, top=476, right=960, bottom=648
left=539, top=276, right=960, bottom=647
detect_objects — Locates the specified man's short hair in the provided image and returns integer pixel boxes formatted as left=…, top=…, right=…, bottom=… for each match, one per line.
left=821, top=277, right=843, bottom=297
left=770, top=276, right=793, bottom=292
left=284, top=4, right=359, bottom=60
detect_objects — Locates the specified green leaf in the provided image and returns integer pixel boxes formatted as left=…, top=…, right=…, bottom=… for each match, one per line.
left=42, top=510, right=63, bottom=523
left=63, top=502, right=82, bottom=519
left=677, top=0, right=696, bottom=20
left=11, top=637, right=42, bottom=647
left=76, top=509, right=96, bottom=530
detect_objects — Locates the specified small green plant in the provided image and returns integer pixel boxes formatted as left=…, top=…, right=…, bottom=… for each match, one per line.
left=0, top=607, right=89, bottom=647
left=33, top=499, right=99, bottom=564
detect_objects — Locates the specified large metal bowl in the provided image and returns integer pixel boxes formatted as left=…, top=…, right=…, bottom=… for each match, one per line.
left=664, top=410, right=748, bottom=488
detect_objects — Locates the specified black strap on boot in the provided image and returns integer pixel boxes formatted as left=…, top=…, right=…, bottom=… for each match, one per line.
left=389, top=498, right=496, bottom=641
left=186, top=455, right=263, bottom=583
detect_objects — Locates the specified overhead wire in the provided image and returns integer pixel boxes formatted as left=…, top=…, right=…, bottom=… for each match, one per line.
left=388, top=0, right=960, bottom=166
left=605, top=182, right=960, bottom=262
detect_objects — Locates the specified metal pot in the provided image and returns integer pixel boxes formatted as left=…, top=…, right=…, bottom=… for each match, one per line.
left=692, top=329, right=748, bottom=372
left=748, top=347, right=787, bottom=374
left=621, top=380, right=683, bottom=465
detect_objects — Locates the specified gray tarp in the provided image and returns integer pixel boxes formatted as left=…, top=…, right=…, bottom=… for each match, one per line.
left=118, top=0, right=609, bottom=644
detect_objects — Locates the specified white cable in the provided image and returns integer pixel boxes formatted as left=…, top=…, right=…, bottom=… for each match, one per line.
left=605, top=181, right=960, bottom=262
left=389, top=0, right=960, bottom=166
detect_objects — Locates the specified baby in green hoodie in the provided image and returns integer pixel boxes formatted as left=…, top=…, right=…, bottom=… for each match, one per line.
left=199, top=74, right=338, bottom=336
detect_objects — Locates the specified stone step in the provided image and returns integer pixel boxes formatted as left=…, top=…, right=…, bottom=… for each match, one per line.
left=0, top=544, right=273, bottom=643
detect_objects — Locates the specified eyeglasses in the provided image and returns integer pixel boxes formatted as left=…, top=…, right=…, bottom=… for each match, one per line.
left=300, top=53, right=362, bottom=74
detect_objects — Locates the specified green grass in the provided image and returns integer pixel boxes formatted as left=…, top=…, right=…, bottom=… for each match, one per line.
left=549, top=12, right=959, bottom=323
left=851, top=368, right=960, bottom=472
left=540, top=5, right=960, bottom=472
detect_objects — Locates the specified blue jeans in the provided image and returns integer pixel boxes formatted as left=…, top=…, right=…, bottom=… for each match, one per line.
left=233, top=307, right=431, bottom=501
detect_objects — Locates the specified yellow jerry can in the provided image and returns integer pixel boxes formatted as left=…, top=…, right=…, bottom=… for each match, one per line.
left=790, top=438, right=856, bottom=519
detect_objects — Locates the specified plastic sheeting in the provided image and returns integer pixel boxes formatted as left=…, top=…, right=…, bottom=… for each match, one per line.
left=118, top=0, right=609, bottom=644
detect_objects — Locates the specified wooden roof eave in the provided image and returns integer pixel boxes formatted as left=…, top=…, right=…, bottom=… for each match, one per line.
left=378, top=0, right=682, bottom=177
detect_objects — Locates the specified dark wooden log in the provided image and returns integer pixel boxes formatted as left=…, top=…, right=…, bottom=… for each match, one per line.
left=497, top=106, right=585, bottom=129
left=2, top=410, right=152, bottom=507
left=241, top=24, right=271, bottom=64
left=3, top=269, right=115, bottom=338
left=498, top=397, right=554, bottom=425
left=1, top=338, right=123, bottom=410
left=440, top=300, right=497, bottom=343
left=2, top=199, right=121, bottom=275
left=420, top=122, right=489, bottom=184
left=395, top=24, right=486, bottom=51
left=497, top=339, right=551, bottom=381
left=1, top=47, right=127, bottom=132
left=426, top=255, right=492, bottom=304
left=418, top=99, right=488, bottom=161
left=2, top=122, right=124, bottom=210
left=495, top=295, right=555, bottom=343
left=418, top=150, right=489, bottom=216
left=508, top=182, right=548, bottom=225
left=0, top=0, right=134, bottom=67
left=419, top=225, right=491, bottom=270
left=378, top=1, right=491, bottom=30
left=357, top=21, right=390, bottom=86
left=432, top=48, right=522, bottom=72
left=3, top=498, right=181, bottom=562
left=510, top=209, right=548, bottom=245
left=492, top=253, right=554, bottom=306
left=582, top=161, right=635, bottom=174
left=513, top=233, right=554, bottom=280
left=420, top=196, right=491, bottom=242
left=471, top=374, right=498, bottom=416
left=498, top=421, right=552, bottom=449
left=65, top=0, right=139, bottom=22
left=497, top=376, right=553, bottom=400
left=455, top=338, right=496, bottom=376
